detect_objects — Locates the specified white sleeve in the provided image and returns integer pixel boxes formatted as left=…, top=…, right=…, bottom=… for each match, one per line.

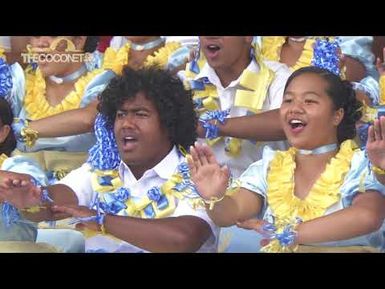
left=57, top=163, right=95, bottom=207
left=172, top=198, right=219, bottom=242
left=265, top=61, right=292, bottom=109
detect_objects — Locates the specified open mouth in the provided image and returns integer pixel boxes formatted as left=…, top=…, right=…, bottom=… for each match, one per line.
left=288, top=119, right=307, bottom=133
left=121, top=136, right=138, bottom=150
left=204, top=44, right=221, bottom=58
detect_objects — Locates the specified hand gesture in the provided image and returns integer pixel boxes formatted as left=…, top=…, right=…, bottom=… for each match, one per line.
left=0, top=171, right=41, bottom=209
left=375, top=48, right=385, bottom=76
left=236, top=218, right=272, bottom=247
left=187, top=142, right=230, bottom=200
left=52, top=205, right=100, bottom=231
left=366, top=116, right=385, bottom=170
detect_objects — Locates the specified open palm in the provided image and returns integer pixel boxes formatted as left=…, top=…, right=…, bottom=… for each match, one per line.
left=187, top=143, right=230, bottom=200
left=367, top=117, right=385, bottom=169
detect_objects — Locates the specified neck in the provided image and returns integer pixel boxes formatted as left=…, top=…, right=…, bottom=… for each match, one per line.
left=128, top=37, right=165, bottom=51
left=295, top=142, right=338, bottom=162
left=48, top=62, right=87, bottom=85
left=126, top=145, right=173, bottom=180
left=215, top=55, right=252, bottom=88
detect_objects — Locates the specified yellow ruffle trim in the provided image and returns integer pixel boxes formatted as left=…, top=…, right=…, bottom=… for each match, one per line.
left=261, top=36, right=315, bottom=71
left=24, top=68, right=103, bottom=120
left=0, top=153, right=8, bottom=167
left=0, top=48, right=5, bottom=59
left=267, top=139, right=356, bottom=222
left=102, top=41, right=181, bottom=75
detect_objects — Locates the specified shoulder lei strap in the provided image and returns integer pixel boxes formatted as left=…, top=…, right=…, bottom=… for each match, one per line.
left=86, top=114, right=205, bottom=224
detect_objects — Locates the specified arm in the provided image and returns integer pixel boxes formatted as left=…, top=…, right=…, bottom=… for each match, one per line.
left=101, top=214, right=211, bottom=252
left=28, top=100, right=98, bottom=137
left=188, top=143, right=263, bottom=226
left=54, top=203, right=212, bottom=252
left=296, top=191, right=385, bottom=244
left=0, top=170, right=78, bottom=222
left=198, top=109, right=286, bottom=141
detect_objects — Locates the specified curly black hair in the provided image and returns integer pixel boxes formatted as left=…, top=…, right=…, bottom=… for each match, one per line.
left=0, top=98, right=16, bottom=156
left=284, top=66, right=362, bottom=144
left=83, top=36, right=99, bottom=53
left=98, top=66, right=197, bottom=150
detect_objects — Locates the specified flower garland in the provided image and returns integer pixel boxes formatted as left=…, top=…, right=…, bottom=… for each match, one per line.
left=260, top=36, right=346, bottom=78
left=82, top=114, right=205, bottom=237
left=102, top=41, right=182, bottom=75
left=184, top=46, right=275, bottom=157
left=262, top=139, right=356, bottom=252
left=0, top=55, right=13, bottom=97
left=24, top=67, right=104, bottom=120
left=261, top=36, right=315, bottom=71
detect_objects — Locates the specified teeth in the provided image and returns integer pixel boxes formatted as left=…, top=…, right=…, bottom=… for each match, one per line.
left=290, top=119, right=303, bottom=124
left=124, top=137, right=135, bottom=140
left=208, top=45, right=219, bottom=49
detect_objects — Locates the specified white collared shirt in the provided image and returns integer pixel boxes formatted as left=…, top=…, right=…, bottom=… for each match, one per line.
left=59, top=146, right=219, bottom=253
left=195, top=59, right=291, bottom=178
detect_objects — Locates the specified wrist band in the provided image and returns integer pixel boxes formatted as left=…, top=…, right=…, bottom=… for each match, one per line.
left=372, top=165, right=385, bottom=175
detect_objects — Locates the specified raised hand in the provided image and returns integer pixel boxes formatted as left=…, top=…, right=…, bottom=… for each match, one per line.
left=375, top=48, right=385, bottom=76
left=187, top=142, right=230, bottom=201
left=366, top=116, right=385, bottom=170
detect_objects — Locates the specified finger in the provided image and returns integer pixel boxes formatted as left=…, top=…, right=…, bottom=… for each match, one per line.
left=260, top=239, right=271, bottom=247
left=12, top=179, right=21, bottom=187
left=190, top=145, right=202, bottom=168
left=195, top=142, right=211, bottom=166
left=380, top=116, right=385, bottom=141
left=52, top=205, right=78, bottom=216
left=236, top=219, right=262, bottom=230
left=374, top=119, right=382, bottom=141
left=1, top=178, right=14, bottom=189
left=221, top=165, right=230, bottom=180
left=186, top=153, right=197, bottom=176
left=368, top=125, right=375, bottom=144
left=201, top=143, right=219, bottom=165
left=75, top=223, right=86, bottom=230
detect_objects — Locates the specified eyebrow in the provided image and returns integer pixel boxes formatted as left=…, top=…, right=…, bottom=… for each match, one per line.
left=284, top=91, right=321, bottom=97
left=117, top=106, right=151, bottom=112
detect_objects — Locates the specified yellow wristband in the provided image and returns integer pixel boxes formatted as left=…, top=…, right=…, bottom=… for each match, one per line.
left=21, top=125, right=39, bottom=148
left=372, top=165, right=385, bottom=175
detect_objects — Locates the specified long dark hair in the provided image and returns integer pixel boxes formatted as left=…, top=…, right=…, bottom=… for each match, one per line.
left=0, top=99, right=16, bottom=156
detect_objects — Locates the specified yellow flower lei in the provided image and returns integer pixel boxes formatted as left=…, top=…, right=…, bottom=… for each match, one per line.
left=267, top=139, right=356, bottom=222
left=260, top=36, right=346, bottom=79
left=261, top=36, right=315, bottom=71
left=184, top=46, right=275, bottom=157
left=262, top=140, right=357, bottom=252
left=102, top=41, right=182, bottom=75
left=24, top=67, right=104, bottom=120
left=0, top=48, right=5, bottom=59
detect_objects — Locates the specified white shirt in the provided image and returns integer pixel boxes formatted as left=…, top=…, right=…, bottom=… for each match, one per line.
left=195, top=59, right=291, bottom=178
left=59, top=146, right=219, bottom=253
